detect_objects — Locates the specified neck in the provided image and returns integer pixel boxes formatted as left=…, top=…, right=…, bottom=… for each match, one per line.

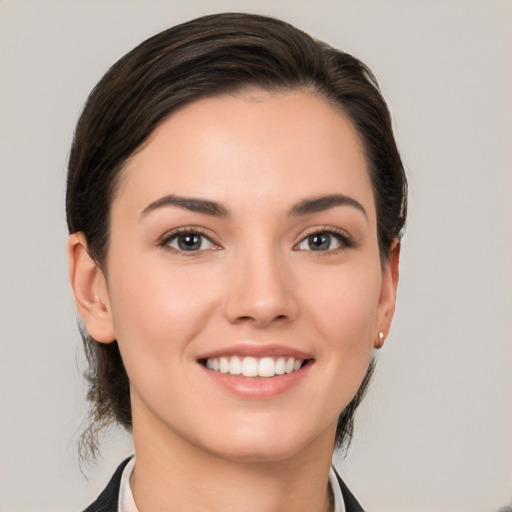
left=130, top=407, right=336, bottom=512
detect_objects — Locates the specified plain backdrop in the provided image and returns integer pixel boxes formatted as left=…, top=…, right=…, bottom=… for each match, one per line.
left=1, top=1, right=511, bottom=511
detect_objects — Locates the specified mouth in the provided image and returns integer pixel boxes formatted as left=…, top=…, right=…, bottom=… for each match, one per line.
left=200, top=356, right=311, bottom=378
left=196, top=344, right=314, bottom=397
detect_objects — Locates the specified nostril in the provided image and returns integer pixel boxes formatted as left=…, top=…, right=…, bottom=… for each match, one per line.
left=232, top=313, right=290, bottom=327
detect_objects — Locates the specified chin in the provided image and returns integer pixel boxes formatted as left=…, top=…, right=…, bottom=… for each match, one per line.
left=208, top=440, right=303, bottom=464
left=195, top=422, right=331, bottom=464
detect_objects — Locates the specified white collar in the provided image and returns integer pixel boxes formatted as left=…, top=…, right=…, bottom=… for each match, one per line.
left=118, top=457, right=137, bottom=512
left=118, top=457, right=345, bottom=512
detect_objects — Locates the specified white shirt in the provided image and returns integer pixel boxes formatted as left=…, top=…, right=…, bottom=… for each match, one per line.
left=118, top=457, right=346, bottom=512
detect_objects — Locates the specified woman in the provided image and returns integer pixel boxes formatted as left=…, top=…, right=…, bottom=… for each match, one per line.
left=67, top=12, right=406, bottom=512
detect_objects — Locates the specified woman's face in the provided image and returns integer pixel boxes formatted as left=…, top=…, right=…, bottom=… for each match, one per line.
left=90, top=90, right=398, bottom=461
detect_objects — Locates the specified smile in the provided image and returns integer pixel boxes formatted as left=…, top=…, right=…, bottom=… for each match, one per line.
left=204, top=356, right=305, bottom=378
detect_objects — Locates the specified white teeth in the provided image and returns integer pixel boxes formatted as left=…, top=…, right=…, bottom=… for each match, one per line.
left=275, top=357, right=286, bottom=375
left=229, top=356, right=242, bottom=375
left=219, top=357, right=229, bottom=374
left=204, top=356, right=305, bottom=377
left=241, top=356, right=258, bottom=377
left=258, top=357, right=275, bottom=377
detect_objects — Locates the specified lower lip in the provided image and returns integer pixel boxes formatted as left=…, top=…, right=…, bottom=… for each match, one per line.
left=199, top=362, right=312, bottom=399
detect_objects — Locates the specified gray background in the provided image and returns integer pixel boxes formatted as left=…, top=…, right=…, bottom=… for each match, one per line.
left=1, top=1, right=511, bottom=510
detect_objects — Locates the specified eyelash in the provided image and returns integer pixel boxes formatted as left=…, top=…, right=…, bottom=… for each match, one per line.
left=159, top=227, right=219, bottom=256
left=158, top=225, right=355, bottom=256
left=294, top=226, right=355, bottom=253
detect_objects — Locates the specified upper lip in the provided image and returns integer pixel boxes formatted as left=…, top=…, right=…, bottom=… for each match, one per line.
left=196, top=343, right=313, bottom=361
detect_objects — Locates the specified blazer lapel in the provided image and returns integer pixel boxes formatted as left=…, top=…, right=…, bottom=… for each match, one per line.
left=334, top=469, right=366, bottom=512
left=83, top=457, right=132, bottom=512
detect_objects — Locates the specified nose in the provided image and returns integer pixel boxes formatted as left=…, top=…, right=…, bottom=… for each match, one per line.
left=223, top=246, right=298, bottom=328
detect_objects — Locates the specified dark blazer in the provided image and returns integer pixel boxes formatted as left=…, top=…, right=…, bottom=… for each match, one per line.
left=83, top=457, right=365, bottom=512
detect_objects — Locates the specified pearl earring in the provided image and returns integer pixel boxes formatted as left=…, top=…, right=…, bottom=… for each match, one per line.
left=376, top=331, right=385, bottom=348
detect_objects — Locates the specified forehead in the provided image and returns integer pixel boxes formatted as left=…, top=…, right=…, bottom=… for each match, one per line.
left=116, top=89, right=375, bottom=222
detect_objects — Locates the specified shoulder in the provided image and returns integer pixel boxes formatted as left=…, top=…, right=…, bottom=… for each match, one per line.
left=332, top=468, right=366, bottom=512
left=82, top=457, right=132, bottom=512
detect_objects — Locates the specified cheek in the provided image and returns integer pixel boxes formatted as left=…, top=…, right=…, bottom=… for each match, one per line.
left=314, top=269, right=381, bottom=412
left=106, top=254, right=218, bottom=363
left=304, top=262, right=382, bottom=344
left=299, top=259, right=381, bottom=404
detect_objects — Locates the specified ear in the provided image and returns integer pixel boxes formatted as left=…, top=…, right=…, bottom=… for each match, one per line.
left=68, top=233, right=116, bottom=343
left=374, top=239, right=400, bottom=349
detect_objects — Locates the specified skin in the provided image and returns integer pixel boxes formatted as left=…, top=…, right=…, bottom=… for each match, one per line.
left=69, top=89, right=399, bottom=512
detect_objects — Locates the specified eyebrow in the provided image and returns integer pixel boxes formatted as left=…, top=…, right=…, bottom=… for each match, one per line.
left=289, top=194, right=367, bottom=219
left=141, top=195, right=230, bottom=218
left=140, top=193, right=367, bottom=220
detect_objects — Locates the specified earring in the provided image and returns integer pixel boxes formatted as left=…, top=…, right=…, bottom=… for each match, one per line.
left=376, top=331, right=385, bottom=349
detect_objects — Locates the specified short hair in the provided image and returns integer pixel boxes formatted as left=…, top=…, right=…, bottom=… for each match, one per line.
left=66, top=12, right=407, bottom=459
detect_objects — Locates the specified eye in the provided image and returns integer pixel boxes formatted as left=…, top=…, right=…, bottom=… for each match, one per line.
left=295, top=229, right=352, bottom=252
left=163, top=230, right=217, bottom=252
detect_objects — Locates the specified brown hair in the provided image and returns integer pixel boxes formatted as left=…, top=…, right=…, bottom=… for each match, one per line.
left=66, top=12, right=407, bottom=458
